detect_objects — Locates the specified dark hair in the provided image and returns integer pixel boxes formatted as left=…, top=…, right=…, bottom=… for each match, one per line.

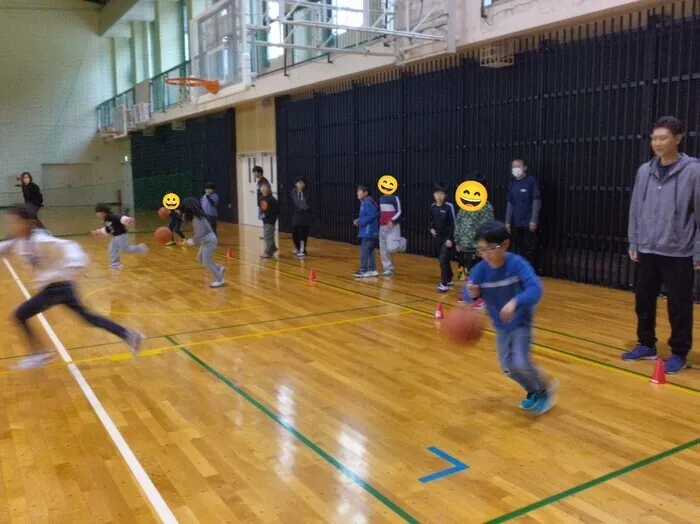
left=9, top=203, right=38, bottom=221
left=179, top=196, right=205, bottom=221
left=20, top=172, right=33, bottom=183
left=204, top=182, right=216, bottom=190
left=294, top=177, right=305, bottom=184
left=357, top=184, right=370, bottom=194
left=95, top=203, right=111, bottom=214
left=252, top=166, right=263, bottom=175
left=432, top=184, right=446, bottom=194
left=652, top=116, right=684, bottom=135
left=474, top=220, right=510, bottom=245
left=512, top=157, right=526, bottom=165
left=260, top=181, right=271, bottom=189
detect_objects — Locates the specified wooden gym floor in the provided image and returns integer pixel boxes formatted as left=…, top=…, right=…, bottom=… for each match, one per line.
left=0, top=209, right=698, bottom=523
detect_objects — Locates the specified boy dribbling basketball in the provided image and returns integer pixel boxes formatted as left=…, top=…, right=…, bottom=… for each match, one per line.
left=468, top=220, right=557, bottom=415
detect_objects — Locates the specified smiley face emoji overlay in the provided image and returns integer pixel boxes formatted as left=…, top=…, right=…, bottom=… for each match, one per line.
left=377, top=175, right=398, bottom=196
left=162, top=193, right=181, bottom=210
left=455, top=181, right=488, bottom=213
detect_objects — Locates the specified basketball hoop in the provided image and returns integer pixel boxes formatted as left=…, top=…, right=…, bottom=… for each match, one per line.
left=165, top=77, right=220, bottom=110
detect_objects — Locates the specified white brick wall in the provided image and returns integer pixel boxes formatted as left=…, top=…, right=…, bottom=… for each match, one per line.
left=0, top=0, right=125, bottom=207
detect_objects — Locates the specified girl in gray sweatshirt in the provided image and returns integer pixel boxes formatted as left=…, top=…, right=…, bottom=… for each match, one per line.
left=181, top=197, right=225, bottom=288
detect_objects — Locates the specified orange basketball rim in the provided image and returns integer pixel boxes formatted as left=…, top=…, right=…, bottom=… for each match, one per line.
left=165, top=77, right=220, bottom=95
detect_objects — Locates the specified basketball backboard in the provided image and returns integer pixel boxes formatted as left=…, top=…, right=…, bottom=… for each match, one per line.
left=189, top=0, right=250, bottom=89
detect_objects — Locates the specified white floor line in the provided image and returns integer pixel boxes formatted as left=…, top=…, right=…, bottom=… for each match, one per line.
left=3, top=258, right=178, bottom=524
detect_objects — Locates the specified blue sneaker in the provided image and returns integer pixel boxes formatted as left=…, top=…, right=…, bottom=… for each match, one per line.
left=622, top=344, right=657, bottom=361
left=529, top=390, right=556, bottom=415
left=519, top=392, right=538, bottom=410
left=665, top=354, right=688, bottom=375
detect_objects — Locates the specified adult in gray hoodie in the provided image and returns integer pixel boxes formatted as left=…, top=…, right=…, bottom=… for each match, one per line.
left=624, top=116, right=700, bottom=374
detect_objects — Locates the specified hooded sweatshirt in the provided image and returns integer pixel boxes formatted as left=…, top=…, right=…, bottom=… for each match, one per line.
left=628, top=154, right=700, bottom=261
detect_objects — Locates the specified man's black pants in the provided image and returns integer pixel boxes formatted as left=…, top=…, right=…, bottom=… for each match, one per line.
left=512, top=226, right=537, bottom=267
left=635, top=253, right=693, bottom=356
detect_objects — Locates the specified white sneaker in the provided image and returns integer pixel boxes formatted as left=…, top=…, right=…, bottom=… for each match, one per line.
left=12, top=353, right=55, bottom=370
left=366, top=271, right=379, bottom=277
left=210, top=280, right=225, bottom=288
left=110, top=262, right=124, bottom=270
left=138, top=244, right=149, bottom=254
left=292, top=249, right=299, bottom=255
left=125, top=331, right=144, bottom=355
left=353, top=271, right=368, bottom=278
left=383, top=269, right=394, bottom=276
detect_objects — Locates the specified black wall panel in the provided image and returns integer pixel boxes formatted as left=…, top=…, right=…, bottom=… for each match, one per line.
left=131, top=109, right=237, bottom=222
left=276, top=13, right=700, bottom=290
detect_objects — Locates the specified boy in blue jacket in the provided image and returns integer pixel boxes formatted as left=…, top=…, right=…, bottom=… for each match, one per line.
left=467, top=220, right=557, bottom=415
left=353, top=184, right=380, bottom=277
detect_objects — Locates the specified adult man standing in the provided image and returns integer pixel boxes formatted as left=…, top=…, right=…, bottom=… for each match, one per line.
left=625, top=116, right=700, bottom=374
left=505, top=158, right=541, bottom=267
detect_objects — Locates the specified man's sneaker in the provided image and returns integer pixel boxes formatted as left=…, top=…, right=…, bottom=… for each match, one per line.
left=12, top=352, right=55, bottom=370
left=519, top=392, right=538, bottom=410
left=354, top=271, right=368, bottom=278
left=446, top=281, right=455, bottom=287
left=110, top=262, right=124, bottom=270
left=137, top=243, right=149, bottom=254
left=621, top=344, right=657, bottom=361
left=296, top=252, right=306, bottom=258
left=366, top=270, right=379, bottom=277
left=210, top=280, right=225, bottom=288
left=383, top=269, right=394, bottom=276
left=665, top=354, right=688, bottom=375
left=260, top=253, right=271, bottom=259
left=529, top=391, right=555, bottom=415
left=437, top=283, right=449, bottom=293
left=125, top=331, right=144, bottom=355
left=473, top=298, right=486, bottom=311
left=292, top=248, right=299, bottom=255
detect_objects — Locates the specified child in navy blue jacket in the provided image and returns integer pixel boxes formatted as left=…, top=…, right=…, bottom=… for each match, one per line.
left=353, top=185, right=380, bottom=277
left=467, top=220, right=557, bottom=415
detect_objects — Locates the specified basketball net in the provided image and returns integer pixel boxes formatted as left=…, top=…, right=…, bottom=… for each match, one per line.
left=177, top=83, right=199, bottom=111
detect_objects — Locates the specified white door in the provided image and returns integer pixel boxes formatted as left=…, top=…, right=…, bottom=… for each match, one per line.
left=240, top=153, right=277, bottom=227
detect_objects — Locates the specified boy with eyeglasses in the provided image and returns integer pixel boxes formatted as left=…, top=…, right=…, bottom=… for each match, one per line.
left=467, top=220, right=557, bottom=415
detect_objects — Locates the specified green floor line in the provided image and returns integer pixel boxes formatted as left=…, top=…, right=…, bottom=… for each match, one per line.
left=216, top=251, right=700, bottom=394
left=169, top=336, right=420, bottom=524
left=483, top=438, right=700, bottom=523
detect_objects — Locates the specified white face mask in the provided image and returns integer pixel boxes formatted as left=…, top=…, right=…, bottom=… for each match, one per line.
left=512, top=167, right=524, bottom=178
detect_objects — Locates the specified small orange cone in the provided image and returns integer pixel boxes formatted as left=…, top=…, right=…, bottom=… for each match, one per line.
left=650, top=359, right=667, bottom=385
left=309, top=268, right=317, bottom=283
left=226, top=247, right=234, bottom=259
left=434, top=302, right=445, bottom=320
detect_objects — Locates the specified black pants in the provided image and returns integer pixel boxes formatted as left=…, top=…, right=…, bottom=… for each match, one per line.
left=14, top=282, right=128, bottom=350
left=635, top=253, right=693, bottom=356
left=436, top=238, right=453, bottom=285
left=206, top=215, right=217, bottom=234
left=292, top=225, right=309, bottom=252
left=512, top=227, right=537, bottom=267
left=457, top=249, right=480, bottom=275
left=168, top=217, right=185, bottom=239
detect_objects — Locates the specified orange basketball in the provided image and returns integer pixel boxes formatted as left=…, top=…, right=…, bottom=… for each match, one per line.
left=154, top=227, right=172, bottom=244
left=158, top=207, right=169, bottom=219
left=260, top=200, right=268, bottom=212
left=442, top=307, right=482, bottom=345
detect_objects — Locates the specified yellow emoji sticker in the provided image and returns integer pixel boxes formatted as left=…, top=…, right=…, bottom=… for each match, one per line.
left=377, top=175, right=398, bottom=196
left=455, top=181, right=488, bottom=213
left=162, top=193, right=180, bottom=210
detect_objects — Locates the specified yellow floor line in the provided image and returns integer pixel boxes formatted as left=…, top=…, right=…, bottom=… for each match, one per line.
left=0, top=310, right=412, bottom=375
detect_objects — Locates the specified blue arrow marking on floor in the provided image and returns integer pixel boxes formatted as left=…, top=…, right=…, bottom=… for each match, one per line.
left=418, top=446, right=469, bottom=483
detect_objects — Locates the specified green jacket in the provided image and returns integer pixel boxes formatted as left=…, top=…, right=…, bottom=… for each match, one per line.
left=454, top=203, right=495, bottom=249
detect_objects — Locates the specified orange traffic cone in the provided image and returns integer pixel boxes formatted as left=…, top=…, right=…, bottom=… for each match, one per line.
left=309, top=268, right=317, bottom=283
left=650, top=359, right=667, bottom=385
left=226, top=247, right=234, bottom=259
left=434, top=302, right=445, bottom=320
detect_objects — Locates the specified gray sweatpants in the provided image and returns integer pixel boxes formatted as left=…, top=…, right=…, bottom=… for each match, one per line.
left=197, top=233, right=222, bottom=281
left=263, top=223, right=277, bottom=255
left=109, top=234, right=147, bottom=264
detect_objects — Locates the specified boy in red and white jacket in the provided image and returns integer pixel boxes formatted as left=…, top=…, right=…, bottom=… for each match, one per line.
left=378, top=194, right=402, bottom=276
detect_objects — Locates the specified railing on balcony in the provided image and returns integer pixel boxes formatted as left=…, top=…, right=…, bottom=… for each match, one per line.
left=96, top=88, right=135, bottom=131
left=150, top=61, right=192, bottom=112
